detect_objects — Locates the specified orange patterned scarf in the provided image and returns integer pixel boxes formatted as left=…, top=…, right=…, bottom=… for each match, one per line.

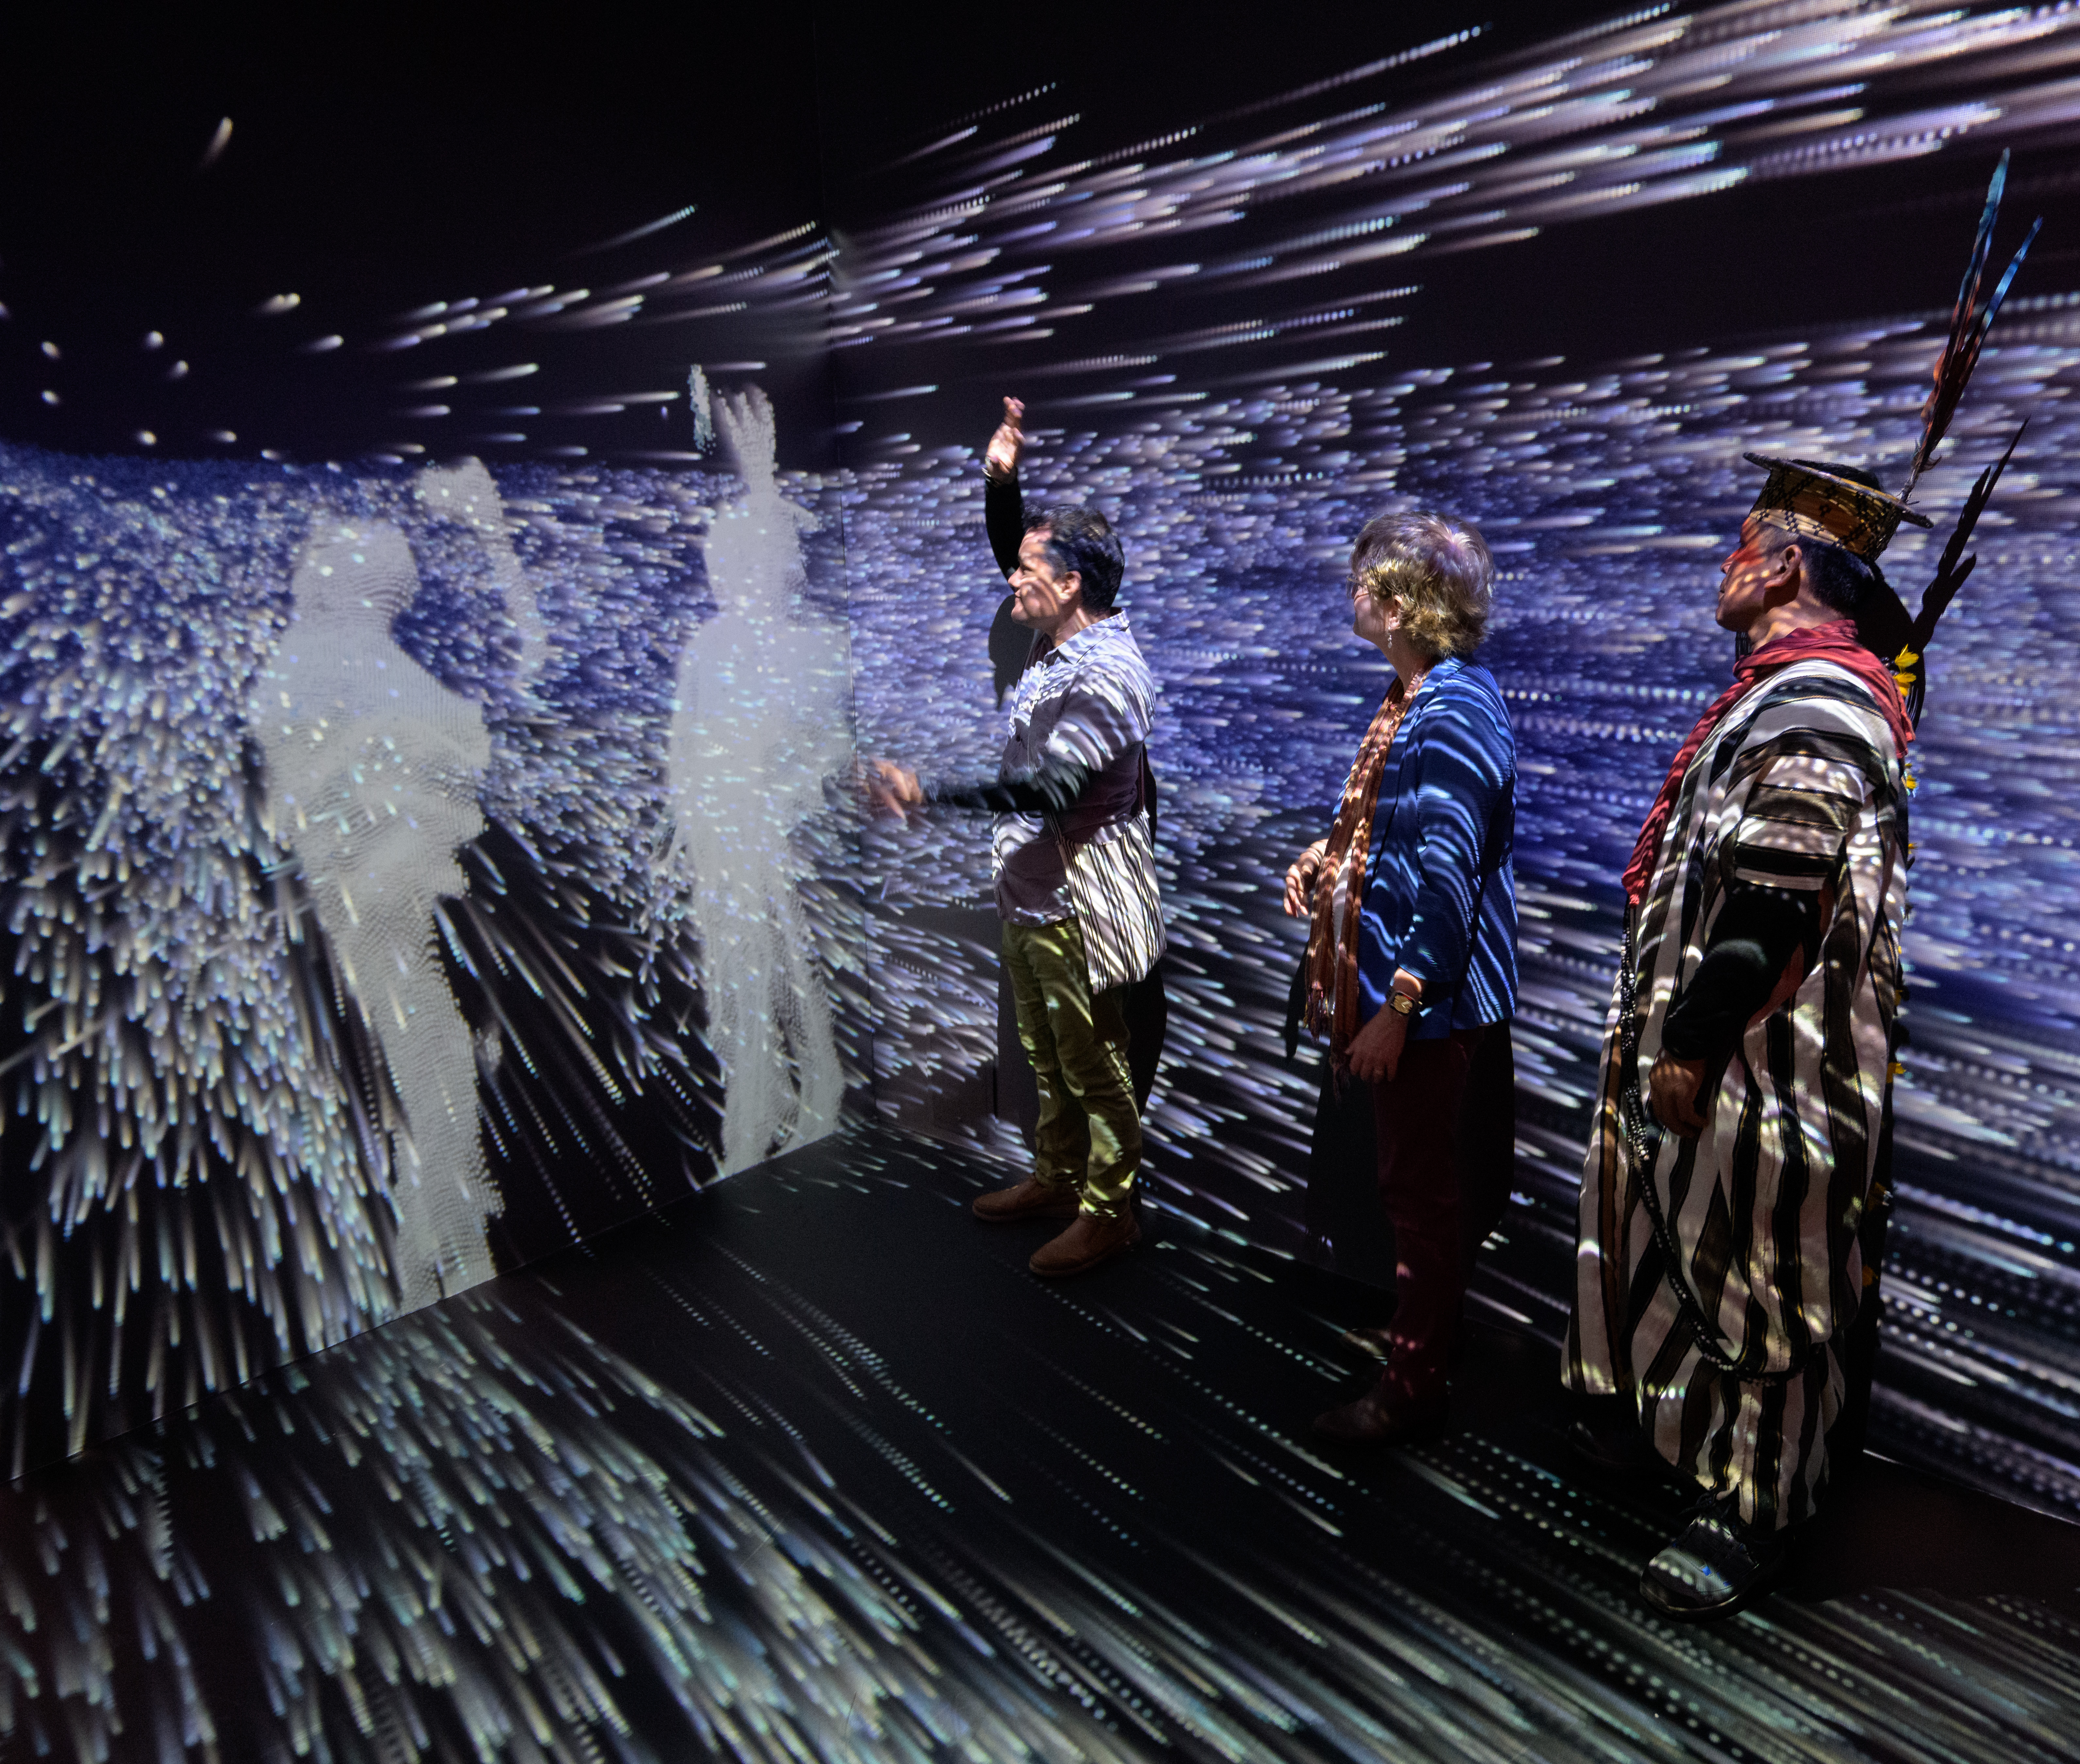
left=1303, top=677, right=1412, bottom=1056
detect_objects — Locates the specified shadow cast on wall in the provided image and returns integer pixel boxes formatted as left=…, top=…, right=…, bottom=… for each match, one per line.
left=0, top=409, right=863, bottom=1480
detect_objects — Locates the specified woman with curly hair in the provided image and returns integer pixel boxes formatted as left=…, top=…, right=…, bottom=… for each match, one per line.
left=1285, top=510, right=1519, bottom=1444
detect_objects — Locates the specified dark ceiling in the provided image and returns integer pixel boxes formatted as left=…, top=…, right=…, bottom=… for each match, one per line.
left=0, top=4, right=2069, bottom=465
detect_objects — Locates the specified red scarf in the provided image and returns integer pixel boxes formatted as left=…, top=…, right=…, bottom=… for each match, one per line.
left=1622, top=619, right=1914, bottom=906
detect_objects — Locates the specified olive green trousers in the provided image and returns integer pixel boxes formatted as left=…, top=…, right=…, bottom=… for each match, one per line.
left=1002, top=919, right=1142, bottom=1220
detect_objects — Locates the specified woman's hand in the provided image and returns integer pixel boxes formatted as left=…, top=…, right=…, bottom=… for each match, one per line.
left=984, top=396, right=1027, bottom=481
left=1345, top=1000, right=1409, bottom=1086
left=1648, top=1051, right=1709, bottom=1138
left=1284, top=841, right=1328, bottom=917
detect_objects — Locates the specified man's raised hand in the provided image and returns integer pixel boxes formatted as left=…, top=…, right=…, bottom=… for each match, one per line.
left=984, top=396, right=1027, bottom=481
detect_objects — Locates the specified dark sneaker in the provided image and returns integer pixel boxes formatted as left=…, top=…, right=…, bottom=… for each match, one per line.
left=972, top=1179, right=1081, bottom=1223
left=1639, top=1496, right=1790, bottom=1621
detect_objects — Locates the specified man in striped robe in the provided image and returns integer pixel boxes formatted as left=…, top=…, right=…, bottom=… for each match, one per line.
left=1566, top=457, right=1922, bottom=1621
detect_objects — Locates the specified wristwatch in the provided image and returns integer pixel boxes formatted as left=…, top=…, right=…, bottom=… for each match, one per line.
left=1387, top=990, right=1419, bottom=1017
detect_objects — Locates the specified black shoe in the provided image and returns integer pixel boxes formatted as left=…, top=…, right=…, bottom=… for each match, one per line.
left=1639, top=1496, right=1790, bottom=1622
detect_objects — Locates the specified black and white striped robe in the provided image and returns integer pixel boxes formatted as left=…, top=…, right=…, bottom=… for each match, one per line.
left=1566, top=658, right=1906, bottom=1530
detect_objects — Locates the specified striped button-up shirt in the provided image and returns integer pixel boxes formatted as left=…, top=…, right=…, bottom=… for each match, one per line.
left=988, top=611, right=1156, bottom=925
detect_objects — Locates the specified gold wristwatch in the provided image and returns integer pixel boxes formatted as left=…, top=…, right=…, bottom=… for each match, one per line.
left=1387, top=990, right=1419, bottom=1017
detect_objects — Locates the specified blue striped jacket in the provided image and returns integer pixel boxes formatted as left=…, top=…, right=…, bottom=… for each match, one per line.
left=1353, top=656, right=1518, bottom=1038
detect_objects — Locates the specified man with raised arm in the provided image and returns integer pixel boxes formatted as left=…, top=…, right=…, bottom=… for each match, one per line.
left=867, top=397, right=1164, bottom=1278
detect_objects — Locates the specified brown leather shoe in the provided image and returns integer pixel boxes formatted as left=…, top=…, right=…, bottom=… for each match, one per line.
left=1311, top=1376, right=1447, bottom=1445
left=1029, top=1209, right=1141, bottom=1277
left=972, top=1179, right=1082, bottom=1223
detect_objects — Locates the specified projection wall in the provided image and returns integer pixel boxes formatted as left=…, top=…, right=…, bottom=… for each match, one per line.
left=6, top=0, right=2080, bottom=1544
left=0, top=17, right=872, bottom=1479
left=0, top=424, right=871, bottom=1474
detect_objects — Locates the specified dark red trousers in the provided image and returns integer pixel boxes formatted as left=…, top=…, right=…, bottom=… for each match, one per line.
left=1373, top=1027, right=1484, bottom=1406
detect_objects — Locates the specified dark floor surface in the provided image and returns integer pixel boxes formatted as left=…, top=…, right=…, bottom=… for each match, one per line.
left=6, top=1124, right=2080, bottom=1762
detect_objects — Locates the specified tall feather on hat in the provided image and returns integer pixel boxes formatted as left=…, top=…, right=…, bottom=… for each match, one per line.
left=1738, top=154, right=2039, bottom=728
left=1892, top=151, right=2041, bottom=724
left=1902, top=154, right=2041, bottom=505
